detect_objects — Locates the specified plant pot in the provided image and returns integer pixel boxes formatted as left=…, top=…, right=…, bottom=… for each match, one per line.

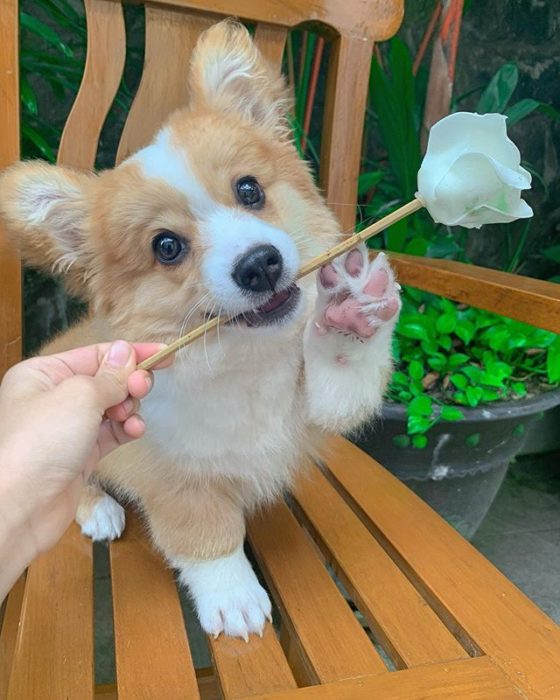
left=518, top=403, right=560, bottom=456
left=352, top=388, right=560, bottom=539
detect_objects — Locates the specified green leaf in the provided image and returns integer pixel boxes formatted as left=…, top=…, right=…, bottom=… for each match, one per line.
left=358, top=170, right=383, bottom=197
left=440, top=406, right=464, bottom=421
left=512, top=382, right=527, bottom=396
left=21, top=124, right=56, bottom=161
left=392, top=371, right=409, bottom=386
left=398, top=317, right=429, bottom=341
left=504, top=98, right=540, bottom=125
left=404, top=237, right=429, bottom=256
left=408, top=360, right=424, bottom=381
left=438, top=335, right=452, bottom=351
left=386, top=218, right=408, bottom=252
left=427, top=355, right=447, bottom=372
left=450, top=373, right=468, bottom=390
left=407, top=415, right=433, bottom=435
left=409, top=395, right=432, bottom=417
left=436, top=314, right=457, bottom=334
left=462, top=365, right=482, bottom=383
left=421, top=339, right=439, bottom=356
left=542, top=244, right=560, bottom=263
left=412, top=434, right=428, bottom=449
left=20, top=12, right=74, bottom=57
left=448, top=353, right=470, bottom=368
left=546, top=337, right=560, bottom=383
left=465, top=386, right=484, bottom=407
left=477, top=62, right=518, bottom=113
left=456, top=320, right=475, bottom=344
left=20, top=77, right=38, bottom=116
left=392, top=434, right=410, bottom=448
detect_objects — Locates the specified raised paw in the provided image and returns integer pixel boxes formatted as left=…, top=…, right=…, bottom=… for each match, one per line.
left=177, top=547, right=272, bottom=642
left=315, top=245, right=400, bottom=339
left=76, top=492, right=126, bottom=541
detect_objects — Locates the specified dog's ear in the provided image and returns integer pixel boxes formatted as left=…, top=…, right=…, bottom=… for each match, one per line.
left=0, top=161, right=94, bottom=293
left=188, top=20, right=289, bottom=135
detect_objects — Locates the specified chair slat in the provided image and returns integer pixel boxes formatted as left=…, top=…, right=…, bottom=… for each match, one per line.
left=292, top=464, right=469, bottom=669
left=254, top=23, right=287, bottom=72
left=247, top=657, right=521, bottom=700
left=209, top=624, right=297, bottom=700
left=320, top=34, right=373, bottom=233
left=0, top=576, right=26, bottom=698
left=248, top=501, right=387, bottom=684
left=389, top=252, right=560, bottom=334
left=116, top=8, right=213, bottom=164
left=109, top=510, right=200, bottom=700
left=323, top=435, right=560, bottom=698
left=129, top=0, right=403, bottom=41
left=0, top=0, right=21, bottom=378
left=58, top=0, right=126, bottom=170
left=7, top=525, right=94, bottom=700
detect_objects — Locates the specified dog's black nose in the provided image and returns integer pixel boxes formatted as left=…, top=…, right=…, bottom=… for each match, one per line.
left=232, top=245, right=283, bottom=293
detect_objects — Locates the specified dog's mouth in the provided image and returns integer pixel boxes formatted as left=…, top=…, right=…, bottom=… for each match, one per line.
left=242, top=284, right=301, bottom=327
left=206, top=284, right=301, bottom=328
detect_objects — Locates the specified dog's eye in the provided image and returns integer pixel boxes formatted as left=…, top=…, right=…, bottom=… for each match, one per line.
left=152, top=232, right=188, bottom=265
left=235, top=176, right=265, bottom=209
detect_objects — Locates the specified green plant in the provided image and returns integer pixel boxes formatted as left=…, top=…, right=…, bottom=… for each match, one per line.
left=360, top=38, right=560, bottom=441
left=388, top=290, right=560, bottom=445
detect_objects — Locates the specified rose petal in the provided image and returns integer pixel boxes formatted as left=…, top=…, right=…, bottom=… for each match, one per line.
left=417, top=112, right=533, bottom=229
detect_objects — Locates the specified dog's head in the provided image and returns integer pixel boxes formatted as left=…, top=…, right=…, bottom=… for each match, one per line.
left=0, top=21, right=339, bottom=343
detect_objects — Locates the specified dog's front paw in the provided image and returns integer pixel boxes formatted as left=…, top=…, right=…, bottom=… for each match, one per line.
left=76, top=492, right=126, bottom=541
left=315, top=245, right=400, bottom=340
left=178, top=547, right=272, bottom=641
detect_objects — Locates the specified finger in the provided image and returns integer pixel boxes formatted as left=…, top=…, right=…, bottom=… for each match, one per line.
left=132, top=344, right=175, bottom=369
left=105, top=397, right=140, bottom=422
left=127, top=370, right=153, bottom=399
left=122, top=414, right=146, bottom=440
left=47, top=342, right=170, bottom=379
left=97, top=418, right=134, bottom=459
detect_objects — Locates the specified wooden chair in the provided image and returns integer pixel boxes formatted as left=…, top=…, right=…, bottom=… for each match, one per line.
left=2, top=1, right=560, bottom=698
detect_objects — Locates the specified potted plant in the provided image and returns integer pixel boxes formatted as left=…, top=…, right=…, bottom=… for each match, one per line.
left=348, top=38, right=560, bottom=538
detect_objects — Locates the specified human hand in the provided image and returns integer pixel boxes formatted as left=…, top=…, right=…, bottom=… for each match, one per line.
left=0, top=341, right=173, bottom=580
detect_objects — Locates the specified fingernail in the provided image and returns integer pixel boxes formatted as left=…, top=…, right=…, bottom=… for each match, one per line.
left=106, top=340, right=131, bottom=367
left=145, top=373, right=153, bottom=392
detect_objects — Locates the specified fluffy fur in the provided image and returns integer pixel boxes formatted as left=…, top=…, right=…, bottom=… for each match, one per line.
left=0, top=21, right=401, bottom=639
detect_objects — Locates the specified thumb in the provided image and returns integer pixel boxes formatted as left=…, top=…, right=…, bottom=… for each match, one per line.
left=89, top=340, right=136, bottom=410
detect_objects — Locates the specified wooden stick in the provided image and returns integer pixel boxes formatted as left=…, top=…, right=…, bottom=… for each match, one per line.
left=138, top=197, right=424, bottom=370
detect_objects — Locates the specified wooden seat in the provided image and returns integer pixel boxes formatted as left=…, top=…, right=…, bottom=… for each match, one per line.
left=2, top=1, right=560, bottom=698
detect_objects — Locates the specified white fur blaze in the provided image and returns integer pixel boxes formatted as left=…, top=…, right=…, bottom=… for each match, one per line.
left=175, top=546, right=272, bottom=641
left=77, top=492, right=126, bottom=541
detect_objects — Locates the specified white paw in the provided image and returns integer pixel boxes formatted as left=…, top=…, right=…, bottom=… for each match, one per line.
left=77, top=493, right=125, bottom=541
left=176, top=547, right=272, bottom=641
left=314, top=245, right=401, bottom=339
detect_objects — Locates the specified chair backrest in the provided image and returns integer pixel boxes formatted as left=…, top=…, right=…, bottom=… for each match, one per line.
left=0, top=0, right=404, bottom=376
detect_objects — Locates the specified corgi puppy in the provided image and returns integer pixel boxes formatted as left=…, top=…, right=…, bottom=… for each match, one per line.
left=0, top=21, right=400, bottom=640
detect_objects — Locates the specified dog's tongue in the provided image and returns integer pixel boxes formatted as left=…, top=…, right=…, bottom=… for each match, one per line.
left=257, top=288, right=290, bottom=313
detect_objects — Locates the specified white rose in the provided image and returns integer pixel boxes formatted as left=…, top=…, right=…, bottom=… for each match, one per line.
left=417, top=112, right=533, bottom=229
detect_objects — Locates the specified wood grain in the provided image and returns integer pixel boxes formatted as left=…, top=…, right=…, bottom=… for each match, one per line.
left=7, top=525, right=94, bottom=700
left=292, top=464, right=468, bottom=669
left=0, top=0, right=21, bottom=377
left=58, top=0, right=126, bottom=169
left=387, top=252, right=560, bottom=334
left=209, top=623, right=297, bottom=700
left=320, top=33, right=374, bottom=234
left=109, top=510, right=200, bottom=700
left=116, top=7, right=212, bottom=164
left=254, top=23, right=288, bottom=71
left=248, top=500, right=386, bottom=683
left=323, top=436, right=560, bottom=699
left=247, top=657, right=523, bottom=700
left=128, top=0, right=404, bottom=41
